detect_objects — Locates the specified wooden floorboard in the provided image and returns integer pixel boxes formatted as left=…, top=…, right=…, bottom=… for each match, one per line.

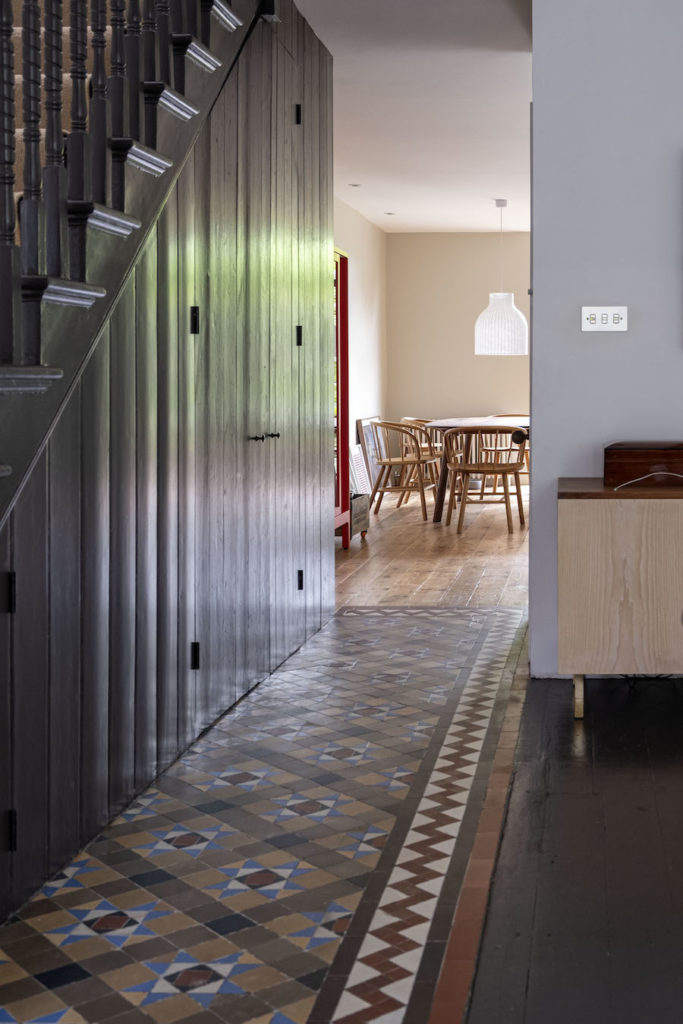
left=335, top=485, right=529, bottom=608
left=467, top=676, right=683, bottom=1024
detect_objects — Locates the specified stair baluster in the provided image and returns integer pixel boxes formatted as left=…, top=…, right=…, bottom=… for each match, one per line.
left=44, top=0, right=68, bottom=279
left=90, top=0, right=108, bottom=205
left=156, top=2, right=172, bottom=84
left=0, top=0, right=20, bottom=365
left=126, top=0, right=142, bottom=141
left=20, top=0, right=44, bottom=363
left=142, top=0, right=163, bottom=147
left=109, top=0, right=129, bottom=211
left=67, top=0, right=93, bottom=282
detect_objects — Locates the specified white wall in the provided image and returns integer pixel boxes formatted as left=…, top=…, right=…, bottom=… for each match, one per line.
left=334, top=198, right=387, bottom=443
left=386, top=233, right=530, bottom=420
left=531, top=0, right=683, bottom=675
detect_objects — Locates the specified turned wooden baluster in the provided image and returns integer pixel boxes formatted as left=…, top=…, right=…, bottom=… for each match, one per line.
left=200, top=1, right=213, bottom=46
left=126, top=0, right=142, bottom=140
left=90, top=0, right=108, bottom=205
left=0, top=0, right=20, bottom=364
left=142, top=0, right=163, bottom=147
left=108, top=0, right=129, bottom=210
left=185, top=0, right=198, bottom=37
left=20, top=0, right=44, bottom=363
left=169, top=0, right=184, bottom=34
left=44, top=0, right=68, bottom=278
left=156, top=1, right=172, bottom=84
left=21, top=0, right=42, bottom=275
left=67, top=0, right=92, bottom=281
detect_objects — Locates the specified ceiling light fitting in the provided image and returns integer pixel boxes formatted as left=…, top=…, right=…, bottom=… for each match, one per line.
left=474, top=199, right=528, bottom=356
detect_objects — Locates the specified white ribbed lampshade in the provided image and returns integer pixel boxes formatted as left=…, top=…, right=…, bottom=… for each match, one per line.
left=474, top=292, right=528, bottom=356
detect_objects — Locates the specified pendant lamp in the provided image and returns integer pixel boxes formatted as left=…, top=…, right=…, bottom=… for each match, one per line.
left=474, top=199, right=528, bottom=356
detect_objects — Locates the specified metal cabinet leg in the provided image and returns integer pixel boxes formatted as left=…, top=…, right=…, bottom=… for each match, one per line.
left=573, top=674, right=585, bottom=719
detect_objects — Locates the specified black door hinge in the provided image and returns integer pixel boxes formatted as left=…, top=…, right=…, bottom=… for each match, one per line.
left=190, top=306, right=200, bottom=334
left=0, top=572, right=16, bottom=614
left=295, top=103, right=302, bottom=125
left=297, top=570, right=304, bottom=591
left=296, top=325, right=302, bottom=347
left=8, top=809, right=17, bottom=853
left=191, top=642, right=200, bottom=670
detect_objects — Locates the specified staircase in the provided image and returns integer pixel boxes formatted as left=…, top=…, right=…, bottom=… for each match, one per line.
left=0, top=0, right=262, bottom=526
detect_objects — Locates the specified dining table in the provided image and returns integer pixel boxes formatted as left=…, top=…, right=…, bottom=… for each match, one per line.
left=425, top=414, right=530, bottom=524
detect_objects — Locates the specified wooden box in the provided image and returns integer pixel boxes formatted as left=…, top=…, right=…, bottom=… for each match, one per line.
left=603, top=441, right=683, bottom=489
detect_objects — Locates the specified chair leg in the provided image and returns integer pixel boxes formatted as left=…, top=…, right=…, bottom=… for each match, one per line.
left=457, top=473, right=470, bottom=533
left=501, top=473, right=513, bottom=533
left=445, top=469, right=458, bottom=525
left=514, top=471, right=525, bottom=525
left=369, top=464, right=385, bottom=509
left=416, top=465, right=428, bottom=521
left=373, top=465, right=391, bottom=514
left=396, top=466, right=410, bottom=507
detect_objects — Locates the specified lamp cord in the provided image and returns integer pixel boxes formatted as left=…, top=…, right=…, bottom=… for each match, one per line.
left=498, top=205, right=503, bottom=292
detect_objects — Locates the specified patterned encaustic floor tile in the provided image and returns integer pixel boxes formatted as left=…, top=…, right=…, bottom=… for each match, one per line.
left=0, top=607, right=525, bottom=1024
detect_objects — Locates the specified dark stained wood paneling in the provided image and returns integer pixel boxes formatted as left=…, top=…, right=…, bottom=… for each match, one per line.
left=0, top=524, right=11, bottom=923
left=48, top=392, right=82, bottom=874
left=109, top=278, right=137, bottom=815
left=0, top=3, right=334, bottom=919
left=135, top=237, right=159, bottom=787
left=242, top=23, right=273, bottom=693
left=11, top=452, right=49, bottom=906
left=216, top=70, right=242, bottom=709
left=177, top=154, right=197, bottom=750
left=80, top=332, right=111, bottom=842
left=193, top=121, right=214, bottom=731
left=156, top=199, right=180, bottom=772
left=270, top=24, right=304, bottom=670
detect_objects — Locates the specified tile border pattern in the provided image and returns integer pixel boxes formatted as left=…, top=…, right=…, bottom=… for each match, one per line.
left=310, top=608, right=526, bottom=1024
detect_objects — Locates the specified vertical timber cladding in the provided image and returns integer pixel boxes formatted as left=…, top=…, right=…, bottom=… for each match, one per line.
left=0, top=1, right=333, bottom=918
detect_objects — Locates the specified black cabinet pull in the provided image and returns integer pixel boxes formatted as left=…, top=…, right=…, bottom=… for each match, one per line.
left=266, top=432, right=280, bottom=439
left=248, top=434, right=266, bottom=442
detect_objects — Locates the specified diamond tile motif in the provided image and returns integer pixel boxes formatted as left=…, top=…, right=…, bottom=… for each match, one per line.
left=262, top=793, right=355, bottom=823
left=206, top=860, right=315, bottom=900
left=46, top=899, right=172, bottom=948
left=123, top=951, right=261, bottom=1007
left=133, top=823, right=237, bottom=858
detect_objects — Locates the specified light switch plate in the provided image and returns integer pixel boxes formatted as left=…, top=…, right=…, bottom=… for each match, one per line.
left=581, top=306, right=628, bottom=331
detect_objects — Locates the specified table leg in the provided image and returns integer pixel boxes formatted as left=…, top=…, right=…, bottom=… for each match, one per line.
left=573, top=674, right=584, bottom=719
left=432, top=455, right=449, bottom=523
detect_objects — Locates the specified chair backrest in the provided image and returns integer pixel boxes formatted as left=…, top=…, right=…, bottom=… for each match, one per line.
left=371, top=420, right=435, bottom=462
left=443, top=426, right=526, bottom=471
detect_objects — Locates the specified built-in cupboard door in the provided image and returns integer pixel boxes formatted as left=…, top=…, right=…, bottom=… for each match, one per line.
left=269, top=26, right=305, bottom=671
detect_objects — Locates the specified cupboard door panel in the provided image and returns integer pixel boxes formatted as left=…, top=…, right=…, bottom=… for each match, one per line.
left=558, top=498, right=683, bottom=674
left=80, top=333, right=111, bottom=841
left=11, top=453, right=49, bottom=907
left=48, top=393, right=82, bottom=874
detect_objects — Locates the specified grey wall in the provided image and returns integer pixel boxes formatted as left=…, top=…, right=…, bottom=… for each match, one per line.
left=530, top=0, right=683, bottom=675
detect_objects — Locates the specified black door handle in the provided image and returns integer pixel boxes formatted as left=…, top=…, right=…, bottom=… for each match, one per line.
left=248, top=434, right=265, bottom=442
left=265, top=432, right=280, bottom=439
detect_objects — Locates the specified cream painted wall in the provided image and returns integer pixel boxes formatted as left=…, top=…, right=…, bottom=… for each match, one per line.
left=385, top=233, right=530, bottom=420
left=334, top=198, right=387, bottom=444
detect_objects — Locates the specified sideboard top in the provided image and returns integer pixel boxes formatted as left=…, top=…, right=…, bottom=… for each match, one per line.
left=559, top=477, right=683, bottom=499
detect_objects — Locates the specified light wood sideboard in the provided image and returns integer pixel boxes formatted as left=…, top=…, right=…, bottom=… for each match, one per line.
left=557, top=478, right=683, bottom=717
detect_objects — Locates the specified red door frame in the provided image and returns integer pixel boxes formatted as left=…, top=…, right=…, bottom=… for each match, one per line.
left=334, top=250, right=350, bottom=548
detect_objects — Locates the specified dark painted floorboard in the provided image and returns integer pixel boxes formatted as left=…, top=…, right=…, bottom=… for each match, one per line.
left=468, top=676, right=683, bottom=1024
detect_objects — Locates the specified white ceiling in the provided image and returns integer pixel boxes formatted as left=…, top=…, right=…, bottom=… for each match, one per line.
left=294, top=0, right=532, bottom=233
